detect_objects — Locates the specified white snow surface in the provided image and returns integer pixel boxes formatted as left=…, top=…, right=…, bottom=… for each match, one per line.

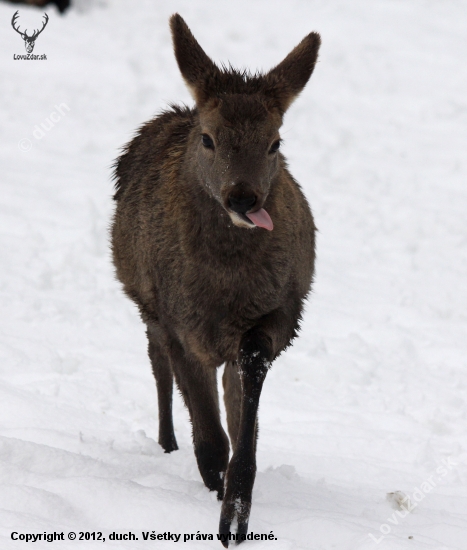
left=1, top=0, right=466, bottom=548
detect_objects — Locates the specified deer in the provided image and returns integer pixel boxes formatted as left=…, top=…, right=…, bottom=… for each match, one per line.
left=11, top=10, right=49, bottom=54
left=111, top=14, right=321, bottom=545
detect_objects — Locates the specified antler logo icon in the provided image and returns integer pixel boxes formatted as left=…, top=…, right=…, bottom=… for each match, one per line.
left=11, top=11, right=49, bottom=54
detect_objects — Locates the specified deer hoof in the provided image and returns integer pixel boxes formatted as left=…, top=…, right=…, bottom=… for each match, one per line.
left=159, top=439, right=178, bottom=454
left=219, top=499, right=250, bottom=547
left=218, top=515, right=231, bottom=548
left=235, top=521, right=248, bottom=545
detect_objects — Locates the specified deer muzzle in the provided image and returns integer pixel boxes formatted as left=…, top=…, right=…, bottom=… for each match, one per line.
left=224, top=184, right=273, bottom=231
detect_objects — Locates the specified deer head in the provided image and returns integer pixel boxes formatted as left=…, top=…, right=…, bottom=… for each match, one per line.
left=11, top=11, right=49, bottom=54
left=170, top=14, right=321, bottom=231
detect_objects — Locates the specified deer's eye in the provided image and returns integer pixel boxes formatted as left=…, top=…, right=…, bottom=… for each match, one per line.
left=269, top=140, right=281, bottom=154
left=201, top=134, right=215, bottom=150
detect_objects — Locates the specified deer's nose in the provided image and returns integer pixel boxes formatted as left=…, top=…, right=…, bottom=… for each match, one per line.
left=228, top=192, right=257, bottom=214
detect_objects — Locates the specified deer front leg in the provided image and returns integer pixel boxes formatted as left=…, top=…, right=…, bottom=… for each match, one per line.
left=168, top=339, right=230, bottom=499
left=219, top=329, right=272, bottom=547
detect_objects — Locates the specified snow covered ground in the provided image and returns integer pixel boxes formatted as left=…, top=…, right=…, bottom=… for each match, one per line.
left=1, top=0, right=466, bottom=548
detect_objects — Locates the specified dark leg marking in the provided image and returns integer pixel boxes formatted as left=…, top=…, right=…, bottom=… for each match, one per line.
left=219, top=330, right=271, bottom=546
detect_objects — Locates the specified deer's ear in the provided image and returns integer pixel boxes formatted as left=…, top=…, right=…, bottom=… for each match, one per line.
left=170, top=14, right=219, bottom=105
left=266, top=32, right=321, bottom=113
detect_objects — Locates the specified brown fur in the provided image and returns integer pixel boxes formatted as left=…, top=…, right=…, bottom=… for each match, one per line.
left=111, top=14, right=320, bottom=545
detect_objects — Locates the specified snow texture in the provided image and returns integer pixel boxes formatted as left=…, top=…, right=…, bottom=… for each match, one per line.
left=1, top=0, right=466, bottom=548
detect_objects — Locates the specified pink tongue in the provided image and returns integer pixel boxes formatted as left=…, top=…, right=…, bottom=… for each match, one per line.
left=246, top=208, right=274, bottom=231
